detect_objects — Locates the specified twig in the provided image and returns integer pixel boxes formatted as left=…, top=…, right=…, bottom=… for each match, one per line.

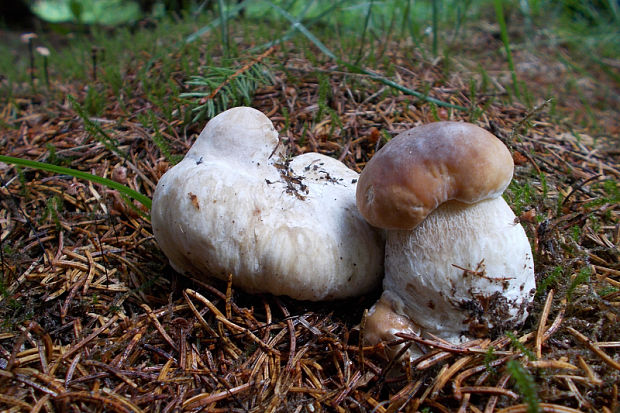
left=206, top=46, right=276, bottom=102
left=536, top=289, right=554, bottom=359
left=566, top=327, right=620, bottom=371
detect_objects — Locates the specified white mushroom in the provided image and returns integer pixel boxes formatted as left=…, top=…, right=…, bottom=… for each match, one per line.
left=356, top=121, right=535, bottom=355
left=152, top=107, right=384, bottom=301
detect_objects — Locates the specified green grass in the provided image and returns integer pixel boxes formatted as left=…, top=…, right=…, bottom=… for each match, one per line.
left=507, top=360, right=540, bottom=413
left=0, top=155, right=152, bottom=210
left=1, top=1, right=616, bottom=117
left=0, top=0, right=616, bottom=214
left=567, top=266, right=591, bottom=302
left=181, top=60, right=275, bottom=121
left=536, top=266, right=564, bottom=296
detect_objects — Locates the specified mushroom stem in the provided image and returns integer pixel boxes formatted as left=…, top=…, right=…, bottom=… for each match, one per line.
left=365, top=198, right=535, bottom=354
left=28, top=40, right=35, bottom=84
left=363, top=295, right=422, bottom=358
left=36, top=47, right=50, bottom=88
left=21, top=33, right=37, bottom=85
left=43, top=56, right=49, bottom=87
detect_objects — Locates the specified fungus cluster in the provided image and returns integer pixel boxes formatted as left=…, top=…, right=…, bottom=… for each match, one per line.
left=152, top=108, right=536, bottom=357
left=356, top=122, right=536, bottom=355
left=152, top=107, right=384, bottom=301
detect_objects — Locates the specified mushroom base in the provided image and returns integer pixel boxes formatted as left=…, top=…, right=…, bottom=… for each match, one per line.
left=363, top=296, right=422, bottom=359
left=365, top=198, right=535, bottom=357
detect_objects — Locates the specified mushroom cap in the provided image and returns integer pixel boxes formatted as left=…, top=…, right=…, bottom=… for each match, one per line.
left=151, top=107, right=384, bottom=301
left=379, top=197, right=535, bottom=343
left=186, top=106, right=283, bottom=164
left=356, top=122, right=514, bottom=230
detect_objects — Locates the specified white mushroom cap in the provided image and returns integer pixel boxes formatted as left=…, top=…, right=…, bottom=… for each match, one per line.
left=152, top=107, right=384, bottom=301
left=186, top=106, right=282, bottom=164
left=356, top=121, right=535, bottom=355
left=35, top=46, right=50, bottom=57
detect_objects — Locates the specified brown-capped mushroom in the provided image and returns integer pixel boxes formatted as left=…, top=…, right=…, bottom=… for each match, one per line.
left=356, top=121, right=535, bottom=356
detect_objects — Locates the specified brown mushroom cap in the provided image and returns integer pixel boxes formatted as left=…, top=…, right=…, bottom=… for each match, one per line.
left=356, top=121, right=514, bottom=230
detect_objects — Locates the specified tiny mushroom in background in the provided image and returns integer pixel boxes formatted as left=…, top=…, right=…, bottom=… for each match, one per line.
left=152, top=106, right=384, bottom=301
left=356, top=121, right=535, bottom=357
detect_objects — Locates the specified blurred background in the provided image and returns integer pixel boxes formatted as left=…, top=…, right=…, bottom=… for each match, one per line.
left=1, top=0, right=618, bottom=134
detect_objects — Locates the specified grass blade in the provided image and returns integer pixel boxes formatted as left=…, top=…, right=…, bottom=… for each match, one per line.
left=250, top=0, right=346, bottom=52
left=266, top=2, right=337, bottom=60
left=0, top=155, right=152, bottom=211
left=218, top=0, right=229, bottom=57
left=493, top=0, right=520, bottom=99
left=432, top=0, right=439, bottom=55
left=185, top=0, right=249, bottom=44
left=355, top=0, right=374, bottom=65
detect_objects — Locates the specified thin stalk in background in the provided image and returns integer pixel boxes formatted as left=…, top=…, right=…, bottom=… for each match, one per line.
left=185, top=0, right=248, bottom=44
left=450, top=0, right=473, bottom=46
left=494, top=0, right=521, bottom=99
left=218, top=0, right=230, bottom=58
left=432, top=0, right=439, bottom=56
left=355, top=0, right=374, bottom=65
left=0, top=155, right=152, bottom=211
left=402, top=0, right=424, bottom=57
left=249, top=0, right=346, bottom=52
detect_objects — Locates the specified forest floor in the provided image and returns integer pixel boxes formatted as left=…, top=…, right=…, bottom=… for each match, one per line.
left=0, top=11, right=619, bottom=413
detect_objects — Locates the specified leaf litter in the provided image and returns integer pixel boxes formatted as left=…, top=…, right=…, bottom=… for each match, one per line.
left=0, top=37, right=618, bottom=413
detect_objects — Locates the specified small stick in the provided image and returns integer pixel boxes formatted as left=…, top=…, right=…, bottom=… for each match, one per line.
left=141, top=304, right=177, bottom=352
left=415, top=350, right=453, bottom=370
left=53, top=391, right=143, bottom=413
left=358, top=309, right=367, bottom=372
left=576, top=355, right=603, bottom=385
left=225, top=273, right=233, bottom=320
left=204, top=46, right=276, bottom=103
left=183, top=382, right=255, bottom=410
left=397, top=333, right=513, bottom=355
left=459, top=386, right=518, bottom=399
left=51, top=314, right=119, bottom=371
left=275, top=298, right=296, bottom=373
left=536, top=289, right=554, bottom=359
left=430, top=355, right=473, bottom=398
left=496, top=403, right=584, bottom=413
left=453, top=356, right=513, bottom=400
left=185, top=288, right=280, bottom=356
left=484, top=373, right=510, bottom=413
left=543, top=299, right=566, bottom=341
left=567, top=327, right=620, bottom=371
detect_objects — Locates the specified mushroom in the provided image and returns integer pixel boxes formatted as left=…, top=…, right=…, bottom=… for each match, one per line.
left=356, top=121, right=535, bottom=355
left=152, top=107, right=384, bottom=301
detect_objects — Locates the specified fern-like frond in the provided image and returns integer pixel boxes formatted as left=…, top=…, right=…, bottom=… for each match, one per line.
left=181, top=48, right=276, bottom=122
